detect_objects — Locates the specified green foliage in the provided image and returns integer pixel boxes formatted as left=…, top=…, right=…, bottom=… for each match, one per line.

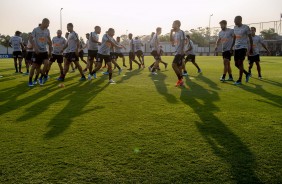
left=0, top=34, right=11, bottom=54
left=260, top=28, right=279, bottom=40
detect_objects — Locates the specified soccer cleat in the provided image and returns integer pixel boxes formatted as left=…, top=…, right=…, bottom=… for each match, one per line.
left=234, top=81, right=242, bottom=85
left=88, top=74, right=92, bottom=80
left=246, top=73, right=251, bottom=83
left=109, top=79, right=116, bottom=84
left=220, top=77, right=225, bottom=82
left=152, top=72, right=158, bottom=75
left=259, top=76, right=263, bottom=80
left=198, top=69, right=202, bottom=73
left=118, top=69, right=123, bottom=75
left=175, top=80, right=184, bottom=87
left=79, top=76, right=86, bottom=81
left=93, top=73, right=97, bottom=79
left=43, top=76, right=48, bottom=84
left=39, top=78, right=44, bottom=86
left=28, top=82, right=34, bottom=87
left=182, top=72, right=188, bottom=76
left=57, top=77, right=64, bottom=81
left=33, top=80, right=38, bottom=85
left=103, top=72, right=109, bottom=75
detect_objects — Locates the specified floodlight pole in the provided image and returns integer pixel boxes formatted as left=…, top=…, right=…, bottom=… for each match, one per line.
left=60, top=8, right=63, bottom=32
left=208, top=14, right=213, bottom=56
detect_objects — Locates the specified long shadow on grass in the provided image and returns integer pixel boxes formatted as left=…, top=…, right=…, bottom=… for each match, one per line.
left=149, top=72, right=177, bottom=103
left=117, top=69, right=142, bottom=83
left=180, top=75, right=261, bottom=183
left=44, top=79, right=108, bottom=139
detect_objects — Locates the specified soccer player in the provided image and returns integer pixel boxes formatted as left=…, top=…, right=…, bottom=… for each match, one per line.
left=183, top=35, right=202, bottom=75
left=88, top=26, right=101, bottom=75
left=231, top=16, right=253, bottom=85
left=82, top=33, right=90, bottom=72
left=88, top=28, right=123, bottom=83
left=248, top=27, right=270, bottom=79
left=116, top=36, right=127, bottom=67
left=150, top=27, right=163, bottom=75
left=28, top=18, right=52, bottom=86
left=134, top=37, right=145, bottom=68
left=57, top=23, right=86, bottom=81
left=128, top=33, right=141, bottom=71
left=47, top=30, right=66, bottom=76
left=9, top=31, right=25, bottom=73
left=170, top=20, right=185, bottom=87
left=215, top=20, right=234, bottom=82
left=78, top=40, right=87, bottom=66
left=25, top=33, right=34, bottom=75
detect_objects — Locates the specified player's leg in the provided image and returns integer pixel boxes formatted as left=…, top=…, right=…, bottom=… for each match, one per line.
left=74, top=61, right=86, bottom=80
left=106, top=58, right=114, bottom=83
left=172, top=55, right=184, bottom=86
left=28, top=63, right=37, bottom=86
left=255, top=60, right=262, bottom=79
left=13, top=54, right=18, bottom=73
left=91, top=55, right=103, bottom=79
left=191, top=56, right=201, bottom=73
left=57, top=55, right=64, bottom=75
left=18, top=57, right=23, bottom=73
left=121, top=55, right=127, bottom=67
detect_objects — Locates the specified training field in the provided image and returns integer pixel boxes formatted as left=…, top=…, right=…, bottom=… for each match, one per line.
left=0, top=56, right=281, bottom=183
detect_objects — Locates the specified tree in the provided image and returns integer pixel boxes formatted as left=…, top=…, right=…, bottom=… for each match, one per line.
left=0, top=35, right=11, bottom=54
left=120, top=34, right=128, bottom=46
left=260, top=28, right=278, bottom=40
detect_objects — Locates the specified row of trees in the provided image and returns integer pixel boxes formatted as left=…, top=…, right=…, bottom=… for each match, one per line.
left=0, top=28, right=280, bottom=54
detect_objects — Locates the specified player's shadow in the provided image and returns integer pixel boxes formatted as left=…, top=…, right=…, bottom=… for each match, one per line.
left=149, top=72, right=178, bottom=104
left=239, top=84, right=282, bottom=109
left=179, top=76, right=261, bottom=183
left=257, top=78, right=282, bottom=88
left=44, top=80, right=108, bottom=139
left=117, top=69, right=142, bottom=83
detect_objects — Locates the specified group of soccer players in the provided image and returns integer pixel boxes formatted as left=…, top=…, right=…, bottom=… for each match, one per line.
left=7, top=16, right=270, bottom=87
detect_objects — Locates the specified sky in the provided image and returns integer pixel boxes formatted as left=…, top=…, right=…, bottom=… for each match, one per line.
left=0, top=0, right=281, bottom=39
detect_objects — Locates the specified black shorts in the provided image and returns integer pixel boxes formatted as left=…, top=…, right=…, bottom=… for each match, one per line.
left=79, top=50, right=84, bottom=58
left=96, top=54, right=111, bottom=63
left=222, top=51, right=232, bottom=61
left=234, top=49, right=247, bottom=62
left=151, top=50, right=161, bottom=61
left=136, top=50, right=143, bottom=57
left=88, top=50, right=98, bottom=61
left=50, top=54, right=64, bottom=63
left=116, top=53, right=124, bottom=58
left=185, top=54, right=196, bottom=62
left=33, top=52, right=49, bottom=65
left=67, top=52, right=79, bottom=62
left=26, top=52, right=34, bottom=60
left=129, top=52, right=135, bottom=60
left=173, top=54, right=185, bottom=66
left=110, top=52, right=117, bottom=60
left=248, top=55, right=260, bottom=64
left=13, top=51, right=23, bottom=59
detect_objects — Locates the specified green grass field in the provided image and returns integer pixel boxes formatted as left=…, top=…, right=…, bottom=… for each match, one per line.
left=0, top=56, right=281, bottom=183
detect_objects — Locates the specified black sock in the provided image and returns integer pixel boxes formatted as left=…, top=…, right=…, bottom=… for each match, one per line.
left=177, top=74, right=182, bottom=80
left=243, top=70, right=248, bottom=75
left=19, top=65, right=22, bottom=72
left=14, top=64, right=18, bottom=72
left=29, top=77, right=32, bottom=83
left=222, top=74, right=226, bottom=79
left=109, top=73, right=112, bottom=80
left=34, top=75, right=39, bottom=81
left=27, top=69, right=29, bottom=73
left=184, top=70, right=187, bottom=74
left=117, top=65, right=121, bottom=70
left=46, top=70, right=49, bottom=75
left=229, top=74, right=233, bottom=79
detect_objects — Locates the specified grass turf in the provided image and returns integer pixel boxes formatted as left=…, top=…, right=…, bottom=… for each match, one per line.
left=0, top=56, right=281, bottom=183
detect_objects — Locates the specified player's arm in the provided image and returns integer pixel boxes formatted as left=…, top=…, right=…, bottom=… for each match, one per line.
left=231, top=35, right=236, bottom=50
left=90, top=34, right=101, bottom=44
left=215, top=37, right=221, bottom=51
left=47, top=36, right=52, bottom=56
left=248, top=34, right=253, bottom=55
left=170, top=29, right=174, bottom=45
left=107, top=39, right=123, bottom=49
left=76, top=38, right=79, bottom=56
left=187, top=41, right=193, bottom=51
left=261, top=42, right=270, bottom=55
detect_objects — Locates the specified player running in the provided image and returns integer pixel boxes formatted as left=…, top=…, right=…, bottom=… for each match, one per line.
left=88, top=26, right=101, bottom=75
left=215, top=20, right=234, bottom=82
left=28, top=18, right=52, bottom=87
left=57, top=23, right=86, bottom=81
left=88, top=28, right=123, bottom=83
left=128, top=33, right=141, bottom=71
left=134, top=37, right=145, bottom=68
left=183, top=35, right=202, bottom=76
left=115, top=36, right=127, bottom=67
left=170, top=20, right=185, bottom=87
left=24, top=33, right=34, bottom=75
left=248, top=27, right=270, bottom=79
left=9, top=31, right=25, bottom=73
left=47, top=30, right=66, bottom=76
left=231, top=16, right=253, bottom=85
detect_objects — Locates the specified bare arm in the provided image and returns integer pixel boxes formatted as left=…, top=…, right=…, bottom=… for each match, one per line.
left=170, top=29, right=174, bottom=44
left=47, top=37, right=52, bottom=56
left=261, top=43, right=270, bottom=55
left=231, top=35, right=236, bottom=50
left=215, top=38, right=221, bottom=51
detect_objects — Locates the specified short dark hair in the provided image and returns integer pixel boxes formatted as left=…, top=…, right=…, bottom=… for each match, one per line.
left=108, top=28, right=114, bottom=32
left=117, top=37, right=120, bottom=39
left=186, top=35, right=190, bottom=39
left=220, top=20, right=227, bottom=25
left=67, top=23, right=73, bottom=27
left=235, top=16, right=242, bottom=20
left=15, top=31, right=21, bottom=35
left=251, top=27, right=256, bottom=31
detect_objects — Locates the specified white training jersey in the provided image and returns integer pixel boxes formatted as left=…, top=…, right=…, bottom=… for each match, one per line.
left=86, top=40, right=89, bottom=50
left=98, top=34, right=113, bottom=56
left=52, top=36, right=66, bottom=55
left=67, top=32, right=79, bottom=53
left=218, top=28, right=234, bottom=52
left=234, top=24, right=251, bottom=50
left=185, top=40, right=195, bottom=55
left=174, top=30, right=185, bottom=55
left=150, top=34, right=160, bottom=51
left=9, top=36, right=23, bottom=52
left=129, top=39, right=135, bottom=52
left=115, top=42, right=123, bottom=53
left=88, top=32, right=99, bottom=50
left=32, top=27, right=50, bottom=53
left=26, top=40, right=33, bottom=52
left=134, top=39, right=143, bottom=51
left=249, top=35, right=264, bottom=56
